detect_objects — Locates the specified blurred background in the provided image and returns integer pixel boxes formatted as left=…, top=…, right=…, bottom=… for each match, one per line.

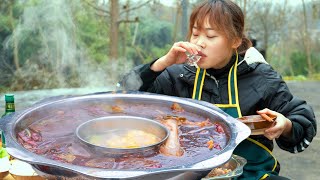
left=0, top=0, right=319, bottom=179
left=0, top=0, right=319, bottom=93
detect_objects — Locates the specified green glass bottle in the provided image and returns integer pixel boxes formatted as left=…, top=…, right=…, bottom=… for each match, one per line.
left=0, top=131, right=3, bottom=148
left=0, top=130, right=9, bottom=158
left=1, top=94, right=15, bottom=149
left=2, top=94, right=15, bottom=117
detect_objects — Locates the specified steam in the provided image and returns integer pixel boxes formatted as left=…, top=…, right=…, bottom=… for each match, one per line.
left=4, top=0, right=133, bottom=89
left=117, top=70, right=143, bottom=91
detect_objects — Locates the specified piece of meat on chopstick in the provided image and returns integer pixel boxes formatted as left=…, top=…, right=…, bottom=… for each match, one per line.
left=159, top=118, right=184, bottom=157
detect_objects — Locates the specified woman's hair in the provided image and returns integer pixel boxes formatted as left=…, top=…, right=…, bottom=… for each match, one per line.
left=187, top=0, right=252, bottom=54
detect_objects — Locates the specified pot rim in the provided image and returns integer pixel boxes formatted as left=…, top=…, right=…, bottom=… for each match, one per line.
left=0, top=92, right=250, bottom=179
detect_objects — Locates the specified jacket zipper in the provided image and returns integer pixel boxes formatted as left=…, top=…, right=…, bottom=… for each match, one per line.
left=184, top=65, right=219, bottom=88
left=206, top=72, right=219, bottom=88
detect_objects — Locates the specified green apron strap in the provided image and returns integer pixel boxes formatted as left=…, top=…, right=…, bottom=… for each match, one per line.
left=192, top=68, right=206, bottom=100
left=229, top=65, right=236, bottom=104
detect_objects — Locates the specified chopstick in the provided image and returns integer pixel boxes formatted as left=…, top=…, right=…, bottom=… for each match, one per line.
left=260, top=114, right=277, bottom=122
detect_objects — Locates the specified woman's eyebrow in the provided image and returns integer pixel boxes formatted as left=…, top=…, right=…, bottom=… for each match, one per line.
left=193, top=25, right=214, bottom=29
left=193, top=27, right=216, bottom=33
left=205, top=27, right=214, bottom=31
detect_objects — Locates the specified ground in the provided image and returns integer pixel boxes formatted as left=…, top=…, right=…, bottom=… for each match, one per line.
left=273, top=81, right=320, bottom=180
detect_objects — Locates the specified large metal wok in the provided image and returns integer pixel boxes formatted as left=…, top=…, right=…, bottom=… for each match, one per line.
left=0, top=91, right=250, bottom=179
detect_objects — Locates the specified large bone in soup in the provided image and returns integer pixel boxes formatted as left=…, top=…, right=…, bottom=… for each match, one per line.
left=160, top=118, right=184, bottom=156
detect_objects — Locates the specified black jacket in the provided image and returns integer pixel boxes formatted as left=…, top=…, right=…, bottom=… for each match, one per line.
left=120, top=50, right=317, bottom=154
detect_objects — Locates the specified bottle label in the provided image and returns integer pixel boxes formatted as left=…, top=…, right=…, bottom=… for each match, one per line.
left=0, top=130, right=3, bottom=148
left=0, top=130, right=2, bottom=147
left=5, top=103, right=15, bottom=112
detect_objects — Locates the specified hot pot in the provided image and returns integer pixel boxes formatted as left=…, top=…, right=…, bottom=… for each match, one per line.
left=0, top=91, right=250, bottom=179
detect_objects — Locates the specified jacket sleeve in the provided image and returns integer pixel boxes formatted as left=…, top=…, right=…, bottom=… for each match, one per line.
left=118, top=60, right=174, bottom=94
left=261, top=65, right=317, bottom=153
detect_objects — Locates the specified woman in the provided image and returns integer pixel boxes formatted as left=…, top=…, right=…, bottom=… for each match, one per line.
left=119, top=0, right=317, bottom=179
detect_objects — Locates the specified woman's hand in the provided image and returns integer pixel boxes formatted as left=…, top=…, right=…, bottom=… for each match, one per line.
left=257, top=108, right=293, bottom=140
left=151, top=42, right=201, bottom=72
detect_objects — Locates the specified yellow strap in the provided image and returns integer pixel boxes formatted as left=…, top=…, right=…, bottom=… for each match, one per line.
left=192, top=68, right=206, bottom=99
left=260, top=174, right=270, bottom=180
left=227, top=65, right=233, bottom=105
left=220, top=51, right=242, bottom=117
left=192, top=68, right=200, bottom=99
left=198, top=69, right=206, bottom=99
left=247, top=138, right=278, bottom=171
left=215, top=104, right=238, bottom=108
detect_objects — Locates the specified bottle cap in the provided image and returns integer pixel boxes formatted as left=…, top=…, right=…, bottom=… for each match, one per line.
left=5, top=94, right=14, bottom=102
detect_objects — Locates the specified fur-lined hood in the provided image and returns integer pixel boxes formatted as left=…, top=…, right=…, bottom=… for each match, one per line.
left=239, top=47, right=267, bottom=65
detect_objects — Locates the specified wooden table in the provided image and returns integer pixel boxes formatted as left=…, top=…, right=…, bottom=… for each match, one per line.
left=3, top=173, right=45, bottom=180
left=3, top=173, right=14, bottom=180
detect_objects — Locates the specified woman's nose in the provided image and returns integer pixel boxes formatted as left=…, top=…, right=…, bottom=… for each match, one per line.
left=196, top=42, right=205, bottom=50
left=196, top=37, right=205, bottom=49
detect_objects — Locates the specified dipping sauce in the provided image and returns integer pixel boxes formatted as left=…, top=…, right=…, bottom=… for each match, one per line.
left=88, top=129, right=161, bottom=149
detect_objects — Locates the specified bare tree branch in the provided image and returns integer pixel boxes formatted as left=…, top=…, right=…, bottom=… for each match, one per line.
left=117, top=17, right=139, bottom=24
left=120, top=0, right=153, bottom=15
left=132, top=45, right=147, bottom=61
left=83, top=0, right=110, bottom=16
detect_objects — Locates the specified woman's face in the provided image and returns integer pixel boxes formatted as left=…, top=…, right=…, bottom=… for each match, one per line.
left=190, top=19, right=240, bottom=69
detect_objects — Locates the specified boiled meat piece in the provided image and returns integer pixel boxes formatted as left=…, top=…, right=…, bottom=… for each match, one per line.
left=159, top=118, right=184, bottom=156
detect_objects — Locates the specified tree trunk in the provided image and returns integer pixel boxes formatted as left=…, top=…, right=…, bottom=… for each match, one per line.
left=9, top=1, right=20, bottom=70
left=122, top=0, right=130, bottom=57
left=173, top=0, right=181, bottom=42
left=181, top=0, right=189, bottom=40
left=259, top=11, right=269, bottom=60
left=131, top=22, right=139, bottom=46
left=243, top=0, right=247, bottom=16
left=110, top=0, right=119, bottom=60
left=301, top=0, right=314, bottom=76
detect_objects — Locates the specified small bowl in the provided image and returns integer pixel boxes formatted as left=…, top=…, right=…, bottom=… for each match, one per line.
left=76, top=116, right=170, bottom=156
left=9, top=159, right=44, bottom=180
left=238, top=115, right=276, bottom=135
left=202, top=155, right=247, bottom=180
left=0, top=156, right=10, bottom=179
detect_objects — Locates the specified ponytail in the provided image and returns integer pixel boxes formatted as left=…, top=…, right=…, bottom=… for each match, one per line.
left=237, top=36, right=252, bottom=55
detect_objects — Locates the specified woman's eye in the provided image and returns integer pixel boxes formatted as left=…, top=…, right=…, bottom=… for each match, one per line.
left=207, top=36, right=216, bottom=38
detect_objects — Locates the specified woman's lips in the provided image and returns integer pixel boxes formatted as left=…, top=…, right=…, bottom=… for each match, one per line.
left=196, top=52, right=206, bottom=65
left=198, top=51, right=207, bottom=58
